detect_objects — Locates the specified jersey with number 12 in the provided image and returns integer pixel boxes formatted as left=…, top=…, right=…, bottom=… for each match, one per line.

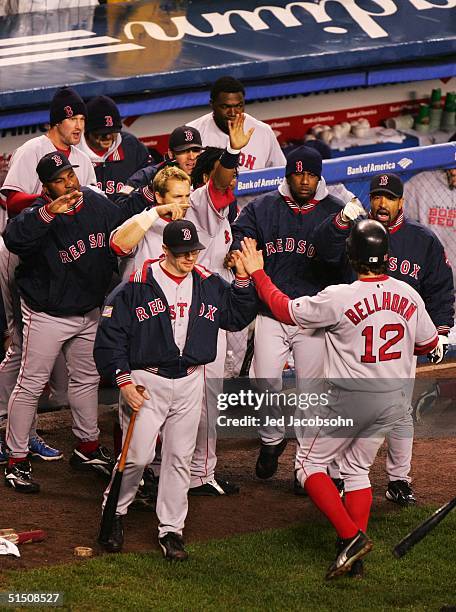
left=289, top=275, right=437, bottom=388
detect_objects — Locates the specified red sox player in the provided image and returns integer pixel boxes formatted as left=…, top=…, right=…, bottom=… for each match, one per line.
left=238, top=222, right=439, bottom=580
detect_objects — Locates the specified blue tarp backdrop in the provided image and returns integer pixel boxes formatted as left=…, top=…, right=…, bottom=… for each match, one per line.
left=0, top=0, right=455, bottom=115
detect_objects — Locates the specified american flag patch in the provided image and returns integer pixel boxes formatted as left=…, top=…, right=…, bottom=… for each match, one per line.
left=102, top=305, right=113, bottom=317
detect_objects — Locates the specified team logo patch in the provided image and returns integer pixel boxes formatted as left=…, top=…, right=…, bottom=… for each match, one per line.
left=52, top=154, right=63, bottom=166
left=64, top=105, right=74, bottom=118
left=295, top=160, right=303, bottom=173
left=379, top=174, right=389, bottom=186
left=102, top=305, right=113, bottom=317
left=105, top=115, right=113, bottom=127
left=184, top=130, right=193, bottom=142
left=182, top=228, right=192, bottom=240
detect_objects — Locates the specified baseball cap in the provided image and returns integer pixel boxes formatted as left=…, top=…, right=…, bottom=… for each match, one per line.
left=86, top=95, right=122, bottom=134
left=37, top=152, right=79, bottom=183
left=49, top=86, right=87, bottom=126
left=163, top=220, right=206, bottom=254
left=370, top=173, right=404, bottom=198
left=285, top=146, right=322, bottom=177
left=169, top=126, right=204, bottom=153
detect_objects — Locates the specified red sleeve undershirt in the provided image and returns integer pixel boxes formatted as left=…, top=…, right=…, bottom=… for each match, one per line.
left=208, top=177, right=235, bottom=211
left=6, top=191, right=40, bottom=216
left=251, top=269, right=294, bottom=325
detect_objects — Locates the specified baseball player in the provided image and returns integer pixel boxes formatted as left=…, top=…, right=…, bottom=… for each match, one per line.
left=188, top=76, right=286, bottom=172
left=0, top=86, right=98, bottom=460
left=95, top=220, right=258, bottom=559
left=239, top=223, right=439, bottom=579
left=404, top=135, right=456, bottom=288
left=110, top=113, right=254, bottom=496
left=304, top=140, right=355, bottom=203
left=313, top=173, right=454, bottom=505
left=119, top=125, right=205, bottom=204
left=231, top=146, right=351, bottom=484
left=2, top=151, right=149, bottom=493
left=78, top=95, right=151, bottom=202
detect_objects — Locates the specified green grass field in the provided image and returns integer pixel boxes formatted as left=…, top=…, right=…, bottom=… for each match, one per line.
left=1, top=507, right=455, bottom=611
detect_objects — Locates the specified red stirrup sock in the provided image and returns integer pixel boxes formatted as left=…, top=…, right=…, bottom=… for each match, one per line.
left=344, top=487, right=373, bottom=533
left=304, top=472, right=358, bottom=539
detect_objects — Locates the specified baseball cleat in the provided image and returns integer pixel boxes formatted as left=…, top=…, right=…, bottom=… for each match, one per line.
left=98, top=515, right=124, bottom=553
left=331, top=477, right=345, bottom=498
left=4, top=460, right=40, bottom=493
left=255, top=438, right=288, bottom=479
left=293, top=470, right=308, bottom=496
left=159, top=532, right=188, bottom=561
left=131, top=469, right=158, bottom=512
left=326, top=531, right=372, bottom=580
left=349, top=559, right=364, bottom=579
left=0, top=438, right=9, bottom=465
left=335, top=537, right=364, bottom=579
left=28, top=435, right=63, bottom=461
left=189, top=477, right=240, bottom=496
left=385, top=480, right=416, bottom=506
left=412, top=383, right=439, bottom=423
left=69, top=445, right=115, bottom=478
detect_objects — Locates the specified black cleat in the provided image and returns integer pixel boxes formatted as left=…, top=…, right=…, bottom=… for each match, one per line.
left=349, top=559, right=364, bottom=579
left=98, top=515, right=124, bottom=553
left=293, top=470, right=308, bottom=496
left=255, top=439, right=288, bottom=479
left=4, top=460, right=40, bottom=493
left=386, top=480, right=416, bottom=507
left=70, top=446, right=115, bottom=478
left=413, top=384, right=439, bottom=423
left=159, top=532, right=188, bottom=561
left=326, top=531, right=372, bottom=580
left=335, top=537, right=364, bottom=579
left=189, top=477, right=239, bottom=496
left=131, top=468, right=158, bottom=512
left=332, top=477, right=345, bottom=498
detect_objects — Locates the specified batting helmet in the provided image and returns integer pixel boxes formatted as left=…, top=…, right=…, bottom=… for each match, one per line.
left=346, top=220, right=388, bottom=265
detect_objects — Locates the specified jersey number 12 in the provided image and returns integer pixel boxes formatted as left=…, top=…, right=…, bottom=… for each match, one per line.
left=361, top=323, right=404, bottom=363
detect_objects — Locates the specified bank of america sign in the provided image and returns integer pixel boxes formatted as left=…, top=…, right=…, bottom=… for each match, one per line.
left=0, top=29, right=143, bottom=67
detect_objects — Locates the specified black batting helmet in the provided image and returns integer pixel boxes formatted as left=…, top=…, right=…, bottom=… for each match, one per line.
left=346, top=220, right=389, bottom=265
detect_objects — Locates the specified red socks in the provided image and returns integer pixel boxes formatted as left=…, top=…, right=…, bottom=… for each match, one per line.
left=8, top=456, right=28, bottom=466
left=304, top=472, right=358, bottom=539
left=77, top=440, right=99, bottom=454
left=344, top=487, right=373, bottom=533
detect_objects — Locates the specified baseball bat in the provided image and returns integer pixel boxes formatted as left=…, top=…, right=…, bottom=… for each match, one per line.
left=98, top=385, right=144, bottom=543
left=0, top=529, right=46, bottom=545
left=393, top=496, right=456, bottom=558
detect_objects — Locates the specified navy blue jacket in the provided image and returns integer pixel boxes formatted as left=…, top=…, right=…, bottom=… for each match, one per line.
left=93, top=132, right=151, bottom=202
left=94, top=261, right=259, bottom=383
left=3, top=187, right=147, bottom=317
left=231, top=187, right=345, bottom=316
left=313, top=212, right=454, bottom=333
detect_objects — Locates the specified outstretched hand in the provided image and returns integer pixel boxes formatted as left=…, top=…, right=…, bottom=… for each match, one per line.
left=239, top=237, right=264, bottom=275
left=228, top=114, right=255, bottom=151
left=230, top=250, right=248, bottom=277
left=157, top=202, right=190, bottom=221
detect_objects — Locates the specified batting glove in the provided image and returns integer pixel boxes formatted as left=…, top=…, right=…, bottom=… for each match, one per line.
left=427, top=335, right=449, bottom=364
left=340, top=197, right=367, bottom=223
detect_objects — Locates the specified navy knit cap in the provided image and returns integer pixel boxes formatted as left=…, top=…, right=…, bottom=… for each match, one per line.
left=285, top=146, right=322, bottom=177
left=50, top=87, right=87, bottom=126
left=86, top=96, right=122, bottom=134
